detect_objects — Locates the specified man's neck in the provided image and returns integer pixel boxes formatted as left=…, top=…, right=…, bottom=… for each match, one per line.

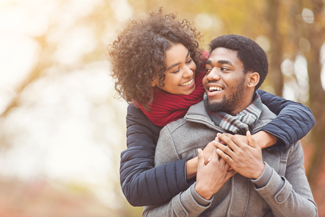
left=228, top=93, right=255, bottom=116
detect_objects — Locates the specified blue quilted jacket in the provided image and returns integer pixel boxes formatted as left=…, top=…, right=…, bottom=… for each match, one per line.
left=120, top=89, right=315, bottom=206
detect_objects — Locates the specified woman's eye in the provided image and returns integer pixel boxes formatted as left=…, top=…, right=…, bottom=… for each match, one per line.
left=186, top=58, right=192, bottom=63
left=172, top=68, right=180, bottom=74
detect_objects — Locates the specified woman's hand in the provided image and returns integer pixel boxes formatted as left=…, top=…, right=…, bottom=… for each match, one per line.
left=232, top=131, right=277, bottom=149
left=253, top=131, right=277, bottom=149
left=195, top=148, right=236, bottom=200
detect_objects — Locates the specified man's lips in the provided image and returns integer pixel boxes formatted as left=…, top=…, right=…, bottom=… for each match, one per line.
left=209, top=86, right=223, bottom=91
left=206, top=84, right=224, bottom=92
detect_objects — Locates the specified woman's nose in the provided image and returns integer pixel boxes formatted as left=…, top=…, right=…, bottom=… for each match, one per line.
left=183, top=65, right=194, bottom=77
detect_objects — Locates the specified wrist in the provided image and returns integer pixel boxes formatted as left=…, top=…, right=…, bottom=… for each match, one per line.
left=253, top=131, right=277, bottom=149
left=195, top=183, right=212, bottom=200
left=253, top=163, right=265, bottom=179
left=186, top=157, right=198, bottom=180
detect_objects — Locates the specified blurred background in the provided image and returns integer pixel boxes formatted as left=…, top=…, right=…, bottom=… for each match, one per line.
left=0, top=0, right=324, bottom=216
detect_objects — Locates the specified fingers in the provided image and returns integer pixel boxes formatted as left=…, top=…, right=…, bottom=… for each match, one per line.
left=223, top=133, right=247, bottom=148
left=197, top=148, right=205, bottom=169
left=216, top=148, right=234, bottom=166
left=246, top=131, right=257, bottom=148
left=215, top=134, right=225, bottom=145
left=227, top=166, right=234, bottom=172
left=226, top=170, right=237, bottom=180
left=217, top=133, right=239, bottom=151
left=212, top=137, right=220, bottom=148
left=224, top=160, right=230, bottom=170
left=215, top=141, right=236, bottom=160
left=208, top=148, right=219, bottom=165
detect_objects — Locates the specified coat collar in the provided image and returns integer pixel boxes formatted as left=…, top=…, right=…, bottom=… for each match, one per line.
left=184, top=100, right=276, bottom=134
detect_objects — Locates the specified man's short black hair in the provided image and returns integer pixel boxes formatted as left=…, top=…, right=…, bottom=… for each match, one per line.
left=209, top=34, right=268, bottom=90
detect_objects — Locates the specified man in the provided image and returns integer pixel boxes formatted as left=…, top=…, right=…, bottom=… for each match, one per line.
left=143, top=35, right=317, bottom=217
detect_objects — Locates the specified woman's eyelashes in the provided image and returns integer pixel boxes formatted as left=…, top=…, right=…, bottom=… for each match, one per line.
left=172, top=67, right=180, bottom=74
left=186, top=58, right=192, bottom=64
left=171, top=59, right=192, bottom=74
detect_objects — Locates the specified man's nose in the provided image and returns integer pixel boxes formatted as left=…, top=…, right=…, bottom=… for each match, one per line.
left=207, top=68, right=220, bottom=81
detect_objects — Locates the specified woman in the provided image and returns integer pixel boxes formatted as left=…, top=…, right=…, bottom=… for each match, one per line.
left=108, top=9, right=315, bottom=206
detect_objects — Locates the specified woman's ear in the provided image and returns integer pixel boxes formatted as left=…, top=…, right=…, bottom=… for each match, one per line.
left=151, top=77, right=158, bottom=87
left=247, top=72, right=260, bottom=88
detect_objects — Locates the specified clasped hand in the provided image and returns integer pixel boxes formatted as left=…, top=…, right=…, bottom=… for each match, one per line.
left=195, top=147, right=236, bottom=200
left=195, top=131, right=264, bottom=200
left=215, top=131, right=265, bottom=180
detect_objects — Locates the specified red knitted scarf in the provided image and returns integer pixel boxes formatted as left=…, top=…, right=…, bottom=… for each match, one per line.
left=137, top=70, right=206, bottom=127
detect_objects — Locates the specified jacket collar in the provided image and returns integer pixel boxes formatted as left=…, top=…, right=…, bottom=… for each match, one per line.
left=184, top=101, right=276, bottom=134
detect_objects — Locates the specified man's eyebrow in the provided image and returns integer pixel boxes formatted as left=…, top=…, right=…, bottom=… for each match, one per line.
left=218, top=60, right=233, bottom=66
left=205, top=59, right=233, bottom=66
left=166, top=51, right=190, bottom=71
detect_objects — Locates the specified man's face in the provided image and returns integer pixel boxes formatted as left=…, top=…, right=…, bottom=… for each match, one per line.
left=203, top=47, right=250, bottom=115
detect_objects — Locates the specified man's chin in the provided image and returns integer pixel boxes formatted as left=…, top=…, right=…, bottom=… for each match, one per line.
left=207, top=101, right=224, bottom=112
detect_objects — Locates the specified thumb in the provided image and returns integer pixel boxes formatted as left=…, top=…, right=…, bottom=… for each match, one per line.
left=226, top=170, right=237, bottom=180
left=246, top=131, right=256, bottom=148
left=213, top=136, right=220, bottom=147
left=197, top=148, right=205, bottom=168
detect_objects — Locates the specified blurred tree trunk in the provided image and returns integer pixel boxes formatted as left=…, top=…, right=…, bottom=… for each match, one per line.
left=305, top=0, right=325, bottom=187
left=265, top=0, right=283, bottom=96
left=0, top=35, right=50, bottom=118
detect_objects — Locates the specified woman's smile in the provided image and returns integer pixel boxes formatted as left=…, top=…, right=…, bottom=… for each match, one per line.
left=152, top=43, right=197, bottom=95
left=179, top=78, right=194, bottom=87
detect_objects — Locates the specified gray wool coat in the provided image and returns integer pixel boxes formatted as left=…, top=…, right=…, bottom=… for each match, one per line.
left=142, top=101, right=317, bottom=217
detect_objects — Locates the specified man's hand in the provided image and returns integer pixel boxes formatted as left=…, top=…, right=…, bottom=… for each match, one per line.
left=195, top=148, right=236, bottom=200
left=186, top=140, right=222, bottom=179
left=215, top=131, right=265, bottom=179
left=203, top=140, right=219, bottom=164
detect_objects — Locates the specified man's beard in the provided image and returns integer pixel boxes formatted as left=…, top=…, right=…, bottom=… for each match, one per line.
left=207, top=81, right=245, bottom=113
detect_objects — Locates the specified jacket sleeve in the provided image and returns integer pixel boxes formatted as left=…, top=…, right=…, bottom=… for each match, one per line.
left=251, top=142, right=318, bottom=217
left=120, top=104, right=190, bottom=206
left=143, top=125, right=212, bottom=217
left=257, top=89, right=315, bottom=149
left=143, top=184, right=212, bottom=217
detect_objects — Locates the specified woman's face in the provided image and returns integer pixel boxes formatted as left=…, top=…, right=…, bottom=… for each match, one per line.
left=152, top=43, right=197, bottom=95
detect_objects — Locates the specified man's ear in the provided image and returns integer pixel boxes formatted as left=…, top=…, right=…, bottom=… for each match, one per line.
left=247, top=72, right=260, bottom=88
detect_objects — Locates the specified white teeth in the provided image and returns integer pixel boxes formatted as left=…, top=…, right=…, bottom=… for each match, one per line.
left=209, top=86, right=223, bottom=91
left=180, top=79, right=193, bottom=86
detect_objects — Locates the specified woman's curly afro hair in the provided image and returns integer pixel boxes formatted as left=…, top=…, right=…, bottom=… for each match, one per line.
left=108, top=8, right=203, bottom=111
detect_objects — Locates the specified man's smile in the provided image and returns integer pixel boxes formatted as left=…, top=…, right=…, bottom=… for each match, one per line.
left=208, top=86, right=224, bottom=92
